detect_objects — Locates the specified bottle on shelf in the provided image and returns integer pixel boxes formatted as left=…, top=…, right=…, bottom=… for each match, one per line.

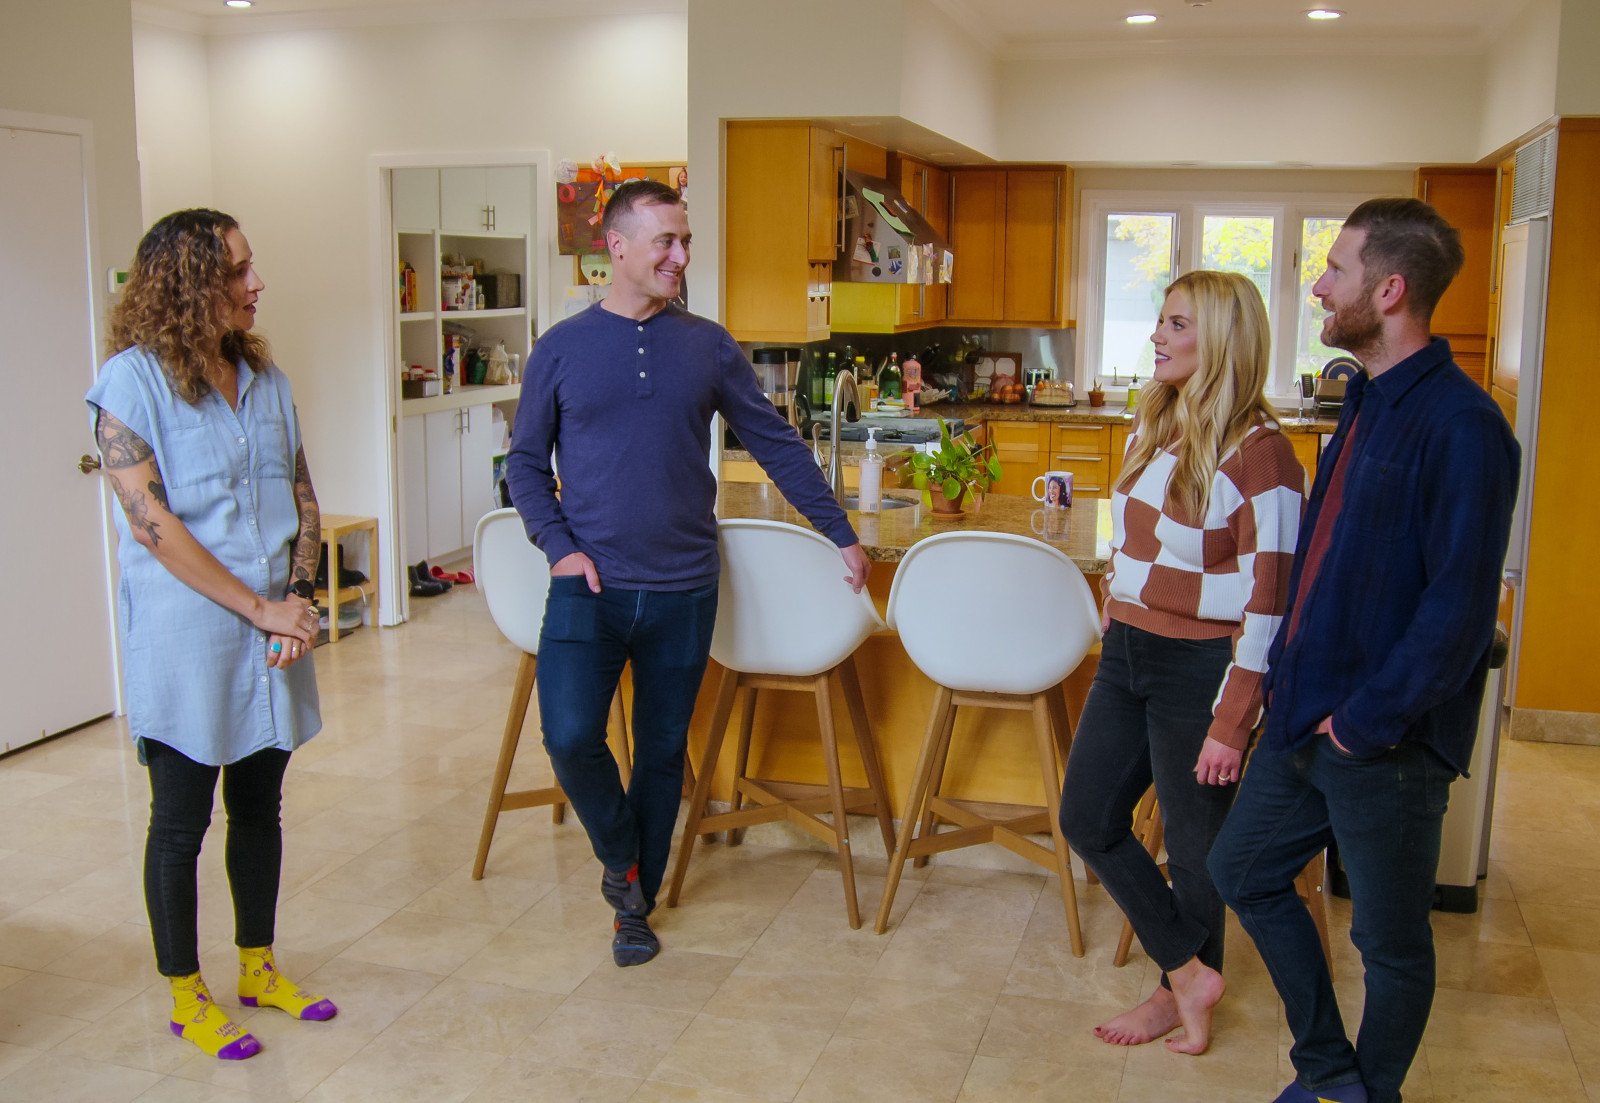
left=1126, top=373, right=1142, bottom=411
left=824, top=350, right=839, bottom=403
left=857, top=428, right=884, bottom=513
left=881, top=351, right=903, bottom=401
left=902, top=351, right=922, bottom=413
left=853, top=355, right=874, bottom=407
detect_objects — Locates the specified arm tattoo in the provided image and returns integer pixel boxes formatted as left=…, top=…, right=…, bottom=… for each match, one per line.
left=94, top=409, right=154, bottom=468
left=291, top=446, right=321, bottom=586
left=111, top=477, right=163, bottom=547
left=148, top=477, right=170, bottom=512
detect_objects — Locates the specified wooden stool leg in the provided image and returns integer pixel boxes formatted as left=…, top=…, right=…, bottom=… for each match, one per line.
left=838, top=656, right=896, bottom=855
left=665, top=668, right=740, bottom=908
left=1114, top=787, right=1162, bottom=967
left=474, top=652, right=541, bottom=880
left=911, top=701, right=958, bottom=870
left=1298, top=850, right=1332, bottom=967
left=814, top=673, right=861, bottom=929
left=608, top=689, right=632, bottom=789
left=1033, top=692, right=1085, bottom=957
left=875, top=685, right=954, bottom=934
left=726, top=686, right=759, bottom=846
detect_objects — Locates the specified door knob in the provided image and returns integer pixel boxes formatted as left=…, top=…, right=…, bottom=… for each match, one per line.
left=78, top=453, right=102, bottom=474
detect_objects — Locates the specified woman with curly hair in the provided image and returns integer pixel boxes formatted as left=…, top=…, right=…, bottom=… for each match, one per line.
left=1059, top=270, right=1305, bottom=1056
left=87, top=209, right=336, bottom=1061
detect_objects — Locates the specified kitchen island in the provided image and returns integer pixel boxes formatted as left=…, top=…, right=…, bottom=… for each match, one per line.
left=671, top=482, right=1110, bottom=829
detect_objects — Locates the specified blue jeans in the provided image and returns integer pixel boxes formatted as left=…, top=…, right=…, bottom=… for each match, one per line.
left=535, top=578, right=718, bottom=911
left=1209, top=735, right=1452, bottom=1103
left=1059, top=620, right=1240, bottom=977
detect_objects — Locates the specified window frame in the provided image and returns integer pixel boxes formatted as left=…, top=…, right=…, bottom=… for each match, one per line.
left=1078, top=189, right=1373, bottom=400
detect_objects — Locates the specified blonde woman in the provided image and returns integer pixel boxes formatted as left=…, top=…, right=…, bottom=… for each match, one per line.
left=1059, top=270, right=1305, bottom=1055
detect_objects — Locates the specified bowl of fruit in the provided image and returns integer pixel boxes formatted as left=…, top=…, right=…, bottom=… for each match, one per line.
left=989, top=375, right=1025, bottom=404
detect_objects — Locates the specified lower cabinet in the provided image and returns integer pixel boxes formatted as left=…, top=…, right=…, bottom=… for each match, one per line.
left=988, top=421, right=1127, bottom=502
left=401, top=404, right=499, bottom=563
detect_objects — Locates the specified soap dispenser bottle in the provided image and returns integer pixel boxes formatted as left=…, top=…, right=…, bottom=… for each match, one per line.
left=858, top=428, right=884, bottom=513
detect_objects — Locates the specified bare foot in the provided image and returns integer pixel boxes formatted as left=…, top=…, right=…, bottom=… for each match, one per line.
left=1163, top=958, right=1226, bottom=1055
left=1092, top=985, right=1180, bottom=1046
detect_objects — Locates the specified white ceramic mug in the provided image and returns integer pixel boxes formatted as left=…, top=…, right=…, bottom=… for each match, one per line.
left=1031, top=470, right=1073, bottom=509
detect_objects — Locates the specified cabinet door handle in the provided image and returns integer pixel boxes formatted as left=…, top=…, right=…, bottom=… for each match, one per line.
left=1051, top=172, right=1063, bottom=320
left=1054, top=453, right=1103, bottom=463
left=489, top=204, right=497, bottom=231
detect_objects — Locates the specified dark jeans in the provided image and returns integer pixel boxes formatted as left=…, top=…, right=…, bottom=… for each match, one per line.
left=536, top=578, right=718, bottom=911
left=1059, top=620, right=1240, bottom=977
left=1209, top=735, right=1452, bottom=1103
left=144, top=739, right=291, bottom=977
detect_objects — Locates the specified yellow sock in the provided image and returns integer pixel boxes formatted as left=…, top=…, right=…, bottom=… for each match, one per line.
left=238, top=946, right=338, bottom=1021
left=169, top=973, right=260, bottom=1060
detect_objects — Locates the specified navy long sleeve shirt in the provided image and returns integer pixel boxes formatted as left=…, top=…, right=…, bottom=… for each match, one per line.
left=506, top=303, right=856, bottom=590
left=1261, top=339, right=1520, bottom=773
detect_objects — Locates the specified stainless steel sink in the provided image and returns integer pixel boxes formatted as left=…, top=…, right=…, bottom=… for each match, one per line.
left=843, top=496, right=914, bottom=511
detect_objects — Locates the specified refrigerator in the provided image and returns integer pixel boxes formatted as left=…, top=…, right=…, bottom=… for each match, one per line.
left=1433, top=216, right=1549, bottom=911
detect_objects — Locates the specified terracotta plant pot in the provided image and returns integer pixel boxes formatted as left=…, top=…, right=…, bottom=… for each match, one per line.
left=931, top=485, right=968, bottom=517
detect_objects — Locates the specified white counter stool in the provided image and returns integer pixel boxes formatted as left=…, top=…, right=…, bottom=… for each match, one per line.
left=665, top=519, right=896, bottom=929
left=873, top=531, right=1100, bottom=954
left=470, top=508, right=634, bottom=880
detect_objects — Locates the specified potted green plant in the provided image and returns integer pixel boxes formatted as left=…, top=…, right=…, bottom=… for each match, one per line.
left=905, top=418, right=1002, bottom=516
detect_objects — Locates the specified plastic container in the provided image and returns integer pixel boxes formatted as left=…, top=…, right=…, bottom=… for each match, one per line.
left=857, top=428, right=884, bottom=513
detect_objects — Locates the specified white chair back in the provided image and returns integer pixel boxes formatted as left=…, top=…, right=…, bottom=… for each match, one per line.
left=887, top=531, right=1100, bottom=695
left=712, top=519, right=886, bottom=677
left=473, top=507, right=551, bottom=655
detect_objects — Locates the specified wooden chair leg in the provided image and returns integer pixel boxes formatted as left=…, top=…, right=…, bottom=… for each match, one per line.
left=726, top=686, right=759, bottom=846
left=1298, top=850, right=1332, bottom=967
left=838, top=656, right=896, bottom=856
left=665, top=667, right=740, bottom=908
left=1045, top=680, right=1075, bottom=780
left=875, top=684, right=954, bottom=934
left=608, top=688, right=632, bottom=789
left=1033, top=692, right=1085, bottom=957
left=474, top=652, right=542, bottom=880
left=911, top=701, right=958, bottom=870
left=814, top=673, right=861, bottom=929
left=1113, top=787, right=1163, bottom=966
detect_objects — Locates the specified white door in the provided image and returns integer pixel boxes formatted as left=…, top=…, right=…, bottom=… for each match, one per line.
left=439, top=167, right=490, bottom=234
left=423, top=409, right=463, bottom=558
left=399, top=413, right=429, bottom=570
left=0, top=125, right=118, bottom=751
left=486, top=167, right=532, bottom=236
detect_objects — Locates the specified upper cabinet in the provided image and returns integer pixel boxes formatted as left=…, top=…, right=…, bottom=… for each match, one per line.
left=441, top=167, right=533, bottom=236
left=947, top=166, right=1073, bottom=329
left=1415, top=166, right=1495, bottom=387
left=725, top=121, right=845, bottom=343
left=892, top=154, right=950, bottom=328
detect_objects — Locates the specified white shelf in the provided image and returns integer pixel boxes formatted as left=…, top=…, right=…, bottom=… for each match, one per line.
left=401, top=383, right=521, bottom=415
left=441, top=307, right=525, bottom=320
left=399, top=310, right=436, bottom=322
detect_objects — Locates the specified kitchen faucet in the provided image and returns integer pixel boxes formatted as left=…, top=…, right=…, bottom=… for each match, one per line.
left=827, top=369, right=861, bottom=507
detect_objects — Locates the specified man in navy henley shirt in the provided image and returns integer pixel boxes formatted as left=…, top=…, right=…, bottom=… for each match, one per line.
left=506, top=179, right=865, bottom=968
left=1209, top=198, right=1519, bottom=1103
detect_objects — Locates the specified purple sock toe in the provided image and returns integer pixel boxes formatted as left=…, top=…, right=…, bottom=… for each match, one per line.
left=217, top=1033, right=262, bottom=1061
left=169, top=1021, right=185, bottom=1039
left=238, top=995, right=259, bottom=1008
left=300, top=998, right=338, bottom=1022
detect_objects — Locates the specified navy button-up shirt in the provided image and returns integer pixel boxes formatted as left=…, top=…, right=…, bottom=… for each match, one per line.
left=1261, top=339, right=1520, bottom=773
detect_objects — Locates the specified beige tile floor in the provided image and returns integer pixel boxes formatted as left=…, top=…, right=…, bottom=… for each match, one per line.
left=1, top=584, right=1597, bottom=1101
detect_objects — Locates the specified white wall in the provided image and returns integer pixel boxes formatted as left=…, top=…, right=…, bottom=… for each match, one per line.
left=996, top=52, right=1487, bottom=167
left=1, top=0, right=145, bottom=329
left=132, top=12, right=688, bottom=599
left=1556, top=0, right=1600, bottom=116
left=132, top=23, right=214, bottom=222
left=1479, top=0, right=1561, bottom=157
left=900, top=0, right=998, bottom=158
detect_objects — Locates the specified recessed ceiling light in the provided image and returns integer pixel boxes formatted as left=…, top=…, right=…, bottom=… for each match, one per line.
left=1306, top=8, right=1344, bottom=19
left=1126, top=13, right=1158, bottom=24
left=224, top=0, right=252, bottom=8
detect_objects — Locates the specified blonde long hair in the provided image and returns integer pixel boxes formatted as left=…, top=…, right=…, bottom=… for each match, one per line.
left=107, top=209, right=271, bottom=404
left=1117, top=270, right=1277, bottom=520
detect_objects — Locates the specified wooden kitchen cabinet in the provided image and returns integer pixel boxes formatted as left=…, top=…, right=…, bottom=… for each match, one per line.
left=893, top=154, right=950, bottom=328
left=725, top=121, right=848, bottom=343
left=986, top=421, right=1047, bottom=498
left=988, top=419, right=1129, bottom=502
left=948, top=167, right=1073, bottom=329
left=1415, top=166, right=1495, bottom=387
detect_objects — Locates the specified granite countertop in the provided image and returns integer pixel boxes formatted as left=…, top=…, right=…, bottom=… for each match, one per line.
left=920, top=400, right=1336, bottom=434
left=716, top=480, right=1112, bottom=571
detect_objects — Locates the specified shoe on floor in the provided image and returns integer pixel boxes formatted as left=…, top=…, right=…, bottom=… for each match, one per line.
left=408, top=565, right=448, bottom=598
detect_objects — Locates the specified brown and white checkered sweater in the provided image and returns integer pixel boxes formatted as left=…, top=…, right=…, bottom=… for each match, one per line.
left=1103, top=422, right=1305, bottom=750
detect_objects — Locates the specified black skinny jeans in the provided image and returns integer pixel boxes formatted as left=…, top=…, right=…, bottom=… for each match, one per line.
left=143, top=739, right=291, bottom=977
left=1059, top=620, right=1241, bottom=978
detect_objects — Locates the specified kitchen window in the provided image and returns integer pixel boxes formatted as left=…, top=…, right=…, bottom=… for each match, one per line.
left=1080, top=191, right=1368, bottom=397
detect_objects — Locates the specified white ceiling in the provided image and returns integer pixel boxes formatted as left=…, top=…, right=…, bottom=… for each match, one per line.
left=135, top=0, right=1521, bottom=54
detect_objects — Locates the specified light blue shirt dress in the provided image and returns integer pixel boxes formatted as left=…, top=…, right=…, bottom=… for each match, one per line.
left=87, top=347, right=321, bottom=766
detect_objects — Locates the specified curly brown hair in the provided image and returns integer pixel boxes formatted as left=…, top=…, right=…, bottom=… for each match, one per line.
left=106, top=209, right=271, bottom=404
